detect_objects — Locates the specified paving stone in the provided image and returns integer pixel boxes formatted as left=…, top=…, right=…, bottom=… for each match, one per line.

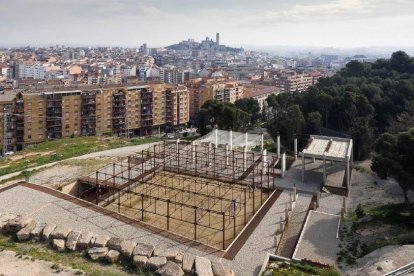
left=76, top=231, right=93, bottom=249
left=107, top=237, right=122, bottom=250
left=147, top=256, right=167, bottom=270
left=49, top=226, right=71, bottom=240
left=52, top=239, right=66, bottom=252
left=6, top=216, right=34, bottom=233
left=16, top=219, right=37, bottom=241
left=105, top=249, right=120, bottom=263
left=155, top=261, right=184, bottom=276
left=119, top=240, right=136, bottom=257
left=133, top=255, right=148, bottom=267
left=182, top=253, right=194, bottom=273
left=30, top=222, right=46, bottom=240
left=133, top=243, right=155, bottom=258
left=92, top=234, right=110, bottom=247
left=65, top=231, right=81, bottom=251
left=195, top=256, right=213, bottom=276
left=88, top=247, right=109, bottom=261
left=41, top=223, right=56, bottom=240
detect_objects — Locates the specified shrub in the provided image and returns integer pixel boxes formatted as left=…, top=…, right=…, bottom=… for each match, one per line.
left=356, top=204, right=365, bottom=219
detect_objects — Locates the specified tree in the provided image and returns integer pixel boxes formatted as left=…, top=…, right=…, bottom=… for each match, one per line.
left=307, top=111, right=322, bottom=134
left=196, top=100, right=250, bottom=135
left=234, top=98, right=261, bottom=125
left=372, top=128, right=414, bottom=213
left=267, top=105, right=305, bottom=146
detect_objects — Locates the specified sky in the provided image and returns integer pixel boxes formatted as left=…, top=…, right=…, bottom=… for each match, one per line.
left=1, top=0, right=414, bottom=48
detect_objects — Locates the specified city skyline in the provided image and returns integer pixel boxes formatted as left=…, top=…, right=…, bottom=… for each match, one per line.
left=1, top=0, right=414, bottom=48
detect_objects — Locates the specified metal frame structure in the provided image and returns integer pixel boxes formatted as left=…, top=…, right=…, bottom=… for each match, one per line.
left=77, top=140, right=279, bottom=249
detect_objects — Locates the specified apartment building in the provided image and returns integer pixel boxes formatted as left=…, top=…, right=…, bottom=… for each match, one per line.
left=0, top=83, right=190, bottom=151
left=243, top=85, right=281, bottom=111
left=274, top=71, right=313, bottom=93
left=197, top=80, right=243, bottom=112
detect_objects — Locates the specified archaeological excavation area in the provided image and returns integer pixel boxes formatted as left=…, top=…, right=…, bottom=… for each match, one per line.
left=77, top=131, right=279, bottom=250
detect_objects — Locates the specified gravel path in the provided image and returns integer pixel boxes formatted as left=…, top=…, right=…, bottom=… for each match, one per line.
left=222, top=191, right=291, bottom=276
left=276, top=193, right=312, bottom=258
left=73, top=142, right=160, bottom=159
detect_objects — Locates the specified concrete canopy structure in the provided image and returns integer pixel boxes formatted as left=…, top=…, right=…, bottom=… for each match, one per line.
left=301, top=135, right=353, bottom=186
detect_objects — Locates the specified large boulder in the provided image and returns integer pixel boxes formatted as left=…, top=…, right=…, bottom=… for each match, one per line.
left=49, top=226, right=71, bottom=240
left=105, top=249, right=120, bottom=263
left=119, top=240, right=136, bottom=257
left=16, top=220, right=37, bottom=241
left=30, top=222, right=46, bottom=240
left=88, top=247, right=109, bottom=261
left=76, top=231, right=93, bottom=249
left=195, top=256, right=213, bottom=276
left=133, top=243, right=155, bottom=258
left=182, top=253, right=195, bottom=273
left=133, top=255, right=148, bottom=267
left=147, top=256, right=167, bottom=270
left=52, top=239, right=66, bottom=252
left=156, top=261, right=184, bottom=276
left=91, top=235, right=110, bottom=247
left=42, top=223, right=56, bottom=240
left=66, top=231, right=81, bottom=251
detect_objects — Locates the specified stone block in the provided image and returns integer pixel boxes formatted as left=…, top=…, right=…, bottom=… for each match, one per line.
left=195, top=256, right=213, bottom=276
left=76, top=231, right=93, bottom=249
left=16, top=220, right=37, bottom=241
left=119, top=240, right=136, bottom=257
left=42, top=223, right=56, bottom=240
left=6, top=217, right=34, bottom=233
left=107, top=237, right=122, bottom=251
left=174, top=253, right=183, bottom=264
left=105, top=249, right=120, bottom=263
left=133, top=255, right=148, bottom=267
left=66, top=231, right=81, bottom=251
left=156, top=261, right=184, bottom=276
left=182, top=253, right=194, bottom=273
left=212, top=262, right=233, bottom=276
left=52, top=239, right=66, bottom=252
left=30, top=222, right=46, bottom=240
left=147, top=256, right=167, bottom=270
left=153, top=248, right=179, bottom=261
left=133, top=243, right=155, bottom=258
left=88, top=247, right=109, bottom=261
left=0, top=214, right=16, bottom=232
left=92, top=234, right=110, bottom=247
left=49, top=226, right=71, bottom=240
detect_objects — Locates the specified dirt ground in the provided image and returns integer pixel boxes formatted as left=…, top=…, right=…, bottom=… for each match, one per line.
left=344, top=245, right=414, bottom=275
left=347, top=158, right=405, bottom=210
left=27, top=157, right=116, bottom=189
left=0, top=250, right=81, bottom=276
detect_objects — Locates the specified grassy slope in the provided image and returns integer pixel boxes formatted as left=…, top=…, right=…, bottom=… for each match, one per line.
left=0, top=136, right=159, bottom=177
left=0, top=235, right=153, bottom=276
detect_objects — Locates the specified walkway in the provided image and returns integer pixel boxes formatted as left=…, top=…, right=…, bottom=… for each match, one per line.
left=276, top=193, right=313, bottom=258
left=222, top=191, right=291, bottom=275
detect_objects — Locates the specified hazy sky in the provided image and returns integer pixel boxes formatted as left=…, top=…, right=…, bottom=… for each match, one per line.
left=1, top=0, right=413, bottom=48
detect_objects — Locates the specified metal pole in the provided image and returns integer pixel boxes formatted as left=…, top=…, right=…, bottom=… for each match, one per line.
left=222, top=212, right=226, bottom=250
left=167, top=200, right=170, bottom=231
left=141, top=194, right=144, bottom=221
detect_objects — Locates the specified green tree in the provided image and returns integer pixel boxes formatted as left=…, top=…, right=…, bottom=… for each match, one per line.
left=267, top=105, right=305, bottom=146
left=372, top=129, right=414, bottom=213
left=234, top=98, right=261, bottom=125
left=307, top=111, right=322, bottom=134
